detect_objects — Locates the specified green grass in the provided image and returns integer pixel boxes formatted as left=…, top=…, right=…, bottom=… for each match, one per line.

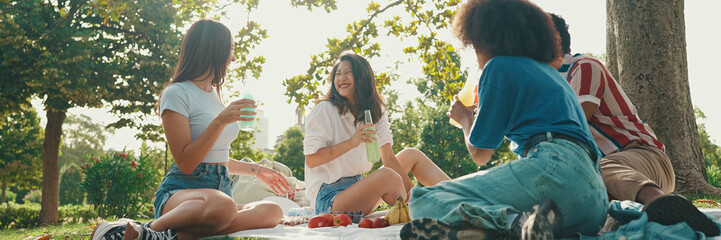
left=0, top=222, right=96, bottom=240
left=0, top=219, right=262, bottom=240
left=687, top=194, right=721, bottom=209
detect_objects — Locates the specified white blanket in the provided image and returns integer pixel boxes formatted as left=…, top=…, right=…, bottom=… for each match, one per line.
left=228, top=224, right=404, bottom=240
left=228, top=209, right=721, bottom=240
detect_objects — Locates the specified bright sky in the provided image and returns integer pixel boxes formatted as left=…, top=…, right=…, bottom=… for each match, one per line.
left=34, top=0, right=721, bottom=152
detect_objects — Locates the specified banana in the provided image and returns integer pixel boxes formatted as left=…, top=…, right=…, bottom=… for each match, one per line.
left=399, top=200, right=410, bottom=223
left=385, top=197, right=403, bottom=225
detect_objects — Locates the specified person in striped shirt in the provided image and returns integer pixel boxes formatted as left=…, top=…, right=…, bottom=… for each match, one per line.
left=551, top=13, right=718, bottom=236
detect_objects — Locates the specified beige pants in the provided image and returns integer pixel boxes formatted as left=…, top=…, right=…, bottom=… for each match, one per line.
left=600, top=141, right=675, bottom=201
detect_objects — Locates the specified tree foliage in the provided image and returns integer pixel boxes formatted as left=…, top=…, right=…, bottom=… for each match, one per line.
left=696, top=107, right=721, bottom=167
left=59, top=163, right=84, bottom=205
left=0, top=106, right=43, bottom=191
left=230, top=130, right=269, bottom=162
left=417, top=106, right=477, bottom=179
left=284, top=0, right=462, bottom=110
left=60, top=114, right=114, bottom=168
left=272, top=125, right=306, bottom=180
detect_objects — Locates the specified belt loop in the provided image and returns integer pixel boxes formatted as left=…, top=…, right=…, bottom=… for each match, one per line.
left=546, top=131, right=553, bottom=141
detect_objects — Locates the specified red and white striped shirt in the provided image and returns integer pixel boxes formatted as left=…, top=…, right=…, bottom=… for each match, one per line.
left=558, top=53, right=665, bottom=155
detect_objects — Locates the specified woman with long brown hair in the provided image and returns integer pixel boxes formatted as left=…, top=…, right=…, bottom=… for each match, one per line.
left=303, top=52, right=450, bottom=216
left=91, top=19, right=289, bottom=240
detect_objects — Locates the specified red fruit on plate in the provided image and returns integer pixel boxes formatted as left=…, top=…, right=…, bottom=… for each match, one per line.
left=321, top=213, right=335, bottom=226
left=358, top=218, right=373, bottom=228
left=372, top=217, right=387, bottom=228
left=334, top=213, right=352, bottom=226
left=308, top=216, right=329, bottom=228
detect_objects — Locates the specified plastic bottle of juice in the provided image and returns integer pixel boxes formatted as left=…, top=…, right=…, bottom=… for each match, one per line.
left=449, top=77, right=477, bottom=128
left=364, top=110, right=380, bottom=163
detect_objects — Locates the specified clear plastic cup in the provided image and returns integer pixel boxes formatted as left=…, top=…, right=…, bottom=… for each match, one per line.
left=364, top=110, right=380, bottom=163
left=239, top=92, right=256, bottom=132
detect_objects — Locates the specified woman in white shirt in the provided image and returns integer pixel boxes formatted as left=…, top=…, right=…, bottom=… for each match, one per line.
left=91, top=19, right=290, bottom=240
left=304, top=52, right=451, bottom=215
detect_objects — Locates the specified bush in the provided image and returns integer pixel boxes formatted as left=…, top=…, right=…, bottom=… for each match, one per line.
left=22, top=190, right=41, bottom=204
left=82, top=152, right=160, bottom=218
left=0, top=203, right=97, bottom=229
left=3, top=189, right=17, bottom=203
left=707, top=164, right=721, bottom=188
left=60, top=163, right=85, bottom=205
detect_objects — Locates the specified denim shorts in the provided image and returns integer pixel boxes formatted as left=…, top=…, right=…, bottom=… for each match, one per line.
left=315, top=174, right=362, bottom=215
left=153, top=163, right=234, bottom=219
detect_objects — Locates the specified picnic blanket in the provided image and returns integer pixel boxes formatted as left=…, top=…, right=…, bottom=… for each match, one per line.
left=227, top=203, right=721, bottom=240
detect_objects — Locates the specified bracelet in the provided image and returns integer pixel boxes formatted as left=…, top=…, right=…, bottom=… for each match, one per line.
left=254, top=165, right=260, bottom=178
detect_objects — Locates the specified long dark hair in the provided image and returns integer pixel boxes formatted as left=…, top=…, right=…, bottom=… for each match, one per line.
left=160, top=19, right=232, bottom=104
left=319, top=52, right=385, bottom=124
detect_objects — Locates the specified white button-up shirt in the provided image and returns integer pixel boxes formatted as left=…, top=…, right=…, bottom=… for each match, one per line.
left=303, top=101, right=393, bottom=210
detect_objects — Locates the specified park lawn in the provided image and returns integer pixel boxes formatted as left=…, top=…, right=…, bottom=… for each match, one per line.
left=0, top=221, right=97, bottom=240
left=0, top=219, right=259, bottom=240
left=0, top=198, right=718, bottom=240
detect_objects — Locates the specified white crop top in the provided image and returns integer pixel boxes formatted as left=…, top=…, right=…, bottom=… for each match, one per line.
left=158, top=81, right=240, bottom=163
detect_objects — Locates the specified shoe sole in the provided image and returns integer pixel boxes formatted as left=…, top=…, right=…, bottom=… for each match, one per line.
left=645, top=195, right=720, bottom=237
left=523, top=199, right=562, bottom=240
left=400, top=217, right=488, bottom=240
left=91, top=218, right=135, bottom=240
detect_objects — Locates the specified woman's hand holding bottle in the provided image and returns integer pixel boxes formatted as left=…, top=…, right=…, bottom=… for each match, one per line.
left=447, top=95, right=476, bottom=130
left=215, top=99, right=257, bottom=126
left=349, top=124, right=376, bottom=148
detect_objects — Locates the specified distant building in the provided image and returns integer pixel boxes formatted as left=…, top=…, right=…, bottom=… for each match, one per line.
left=296, top=106, right=305, bottom=132
left=273, top=106, right=306, bottom=149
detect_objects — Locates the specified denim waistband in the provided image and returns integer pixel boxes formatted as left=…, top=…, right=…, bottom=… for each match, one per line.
left=523, top=132, right=597, bottom=162
left=169, top=162, right=228, bottom=175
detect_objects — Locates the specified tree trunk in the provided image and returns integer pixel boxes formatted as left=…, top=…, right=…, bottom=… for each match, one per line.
left=39, top=110, right=66, bottom=224
left=1, top=182, right=6, bottom=203
left=606, top=0, right=720, bottom=195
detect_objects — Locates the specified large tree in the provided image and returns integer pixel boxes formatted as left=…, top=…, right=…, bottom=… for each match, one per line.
left=606, top=0, right=718, bottom=195
left=0, top=0, right=267, bottom=224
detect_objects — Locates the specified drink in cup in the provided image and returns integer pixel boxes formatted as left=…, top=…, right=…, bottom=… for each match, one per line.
left=239, top=92, right=256, bottom=132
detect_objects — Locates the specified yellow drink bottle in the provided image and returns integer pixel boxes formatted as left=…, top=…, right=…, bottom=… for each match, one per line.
left=364, top=110, right=380, bottom=163
left=449, top=77, right=477, bottom=128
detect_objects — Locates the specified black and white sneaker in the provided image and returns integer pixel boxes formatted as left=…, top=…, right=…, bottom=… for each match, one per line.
left=399, top=217, right=490, bottom=240
left=126, top=221, right=178, bottom=240
left=510, top=199, right=563, bottom=240
left=645, top=194, right=720, bottom=237
left=91, top=218, right=137, bottom=240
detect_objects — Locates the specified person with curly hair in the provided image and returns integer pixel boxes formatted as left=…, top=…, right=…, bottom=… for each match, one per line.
left=400, top=0, right=608, bottom=239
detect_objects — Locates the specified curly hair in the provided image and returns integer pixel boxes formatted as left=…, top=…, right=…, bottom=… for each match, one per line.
left=550, top=13, right=571, bottom=54
left=452, top=0, right=561, bottom=64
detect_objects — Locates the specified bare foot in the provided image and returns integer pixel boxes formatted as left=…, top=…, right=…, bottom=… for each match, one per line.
left=123, top=222, right=139, bottom=240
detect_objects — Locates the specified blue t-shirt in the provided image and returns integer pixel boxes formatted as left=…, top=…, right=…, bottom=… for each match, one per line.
left=468, top=56, right=600, bottom=157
